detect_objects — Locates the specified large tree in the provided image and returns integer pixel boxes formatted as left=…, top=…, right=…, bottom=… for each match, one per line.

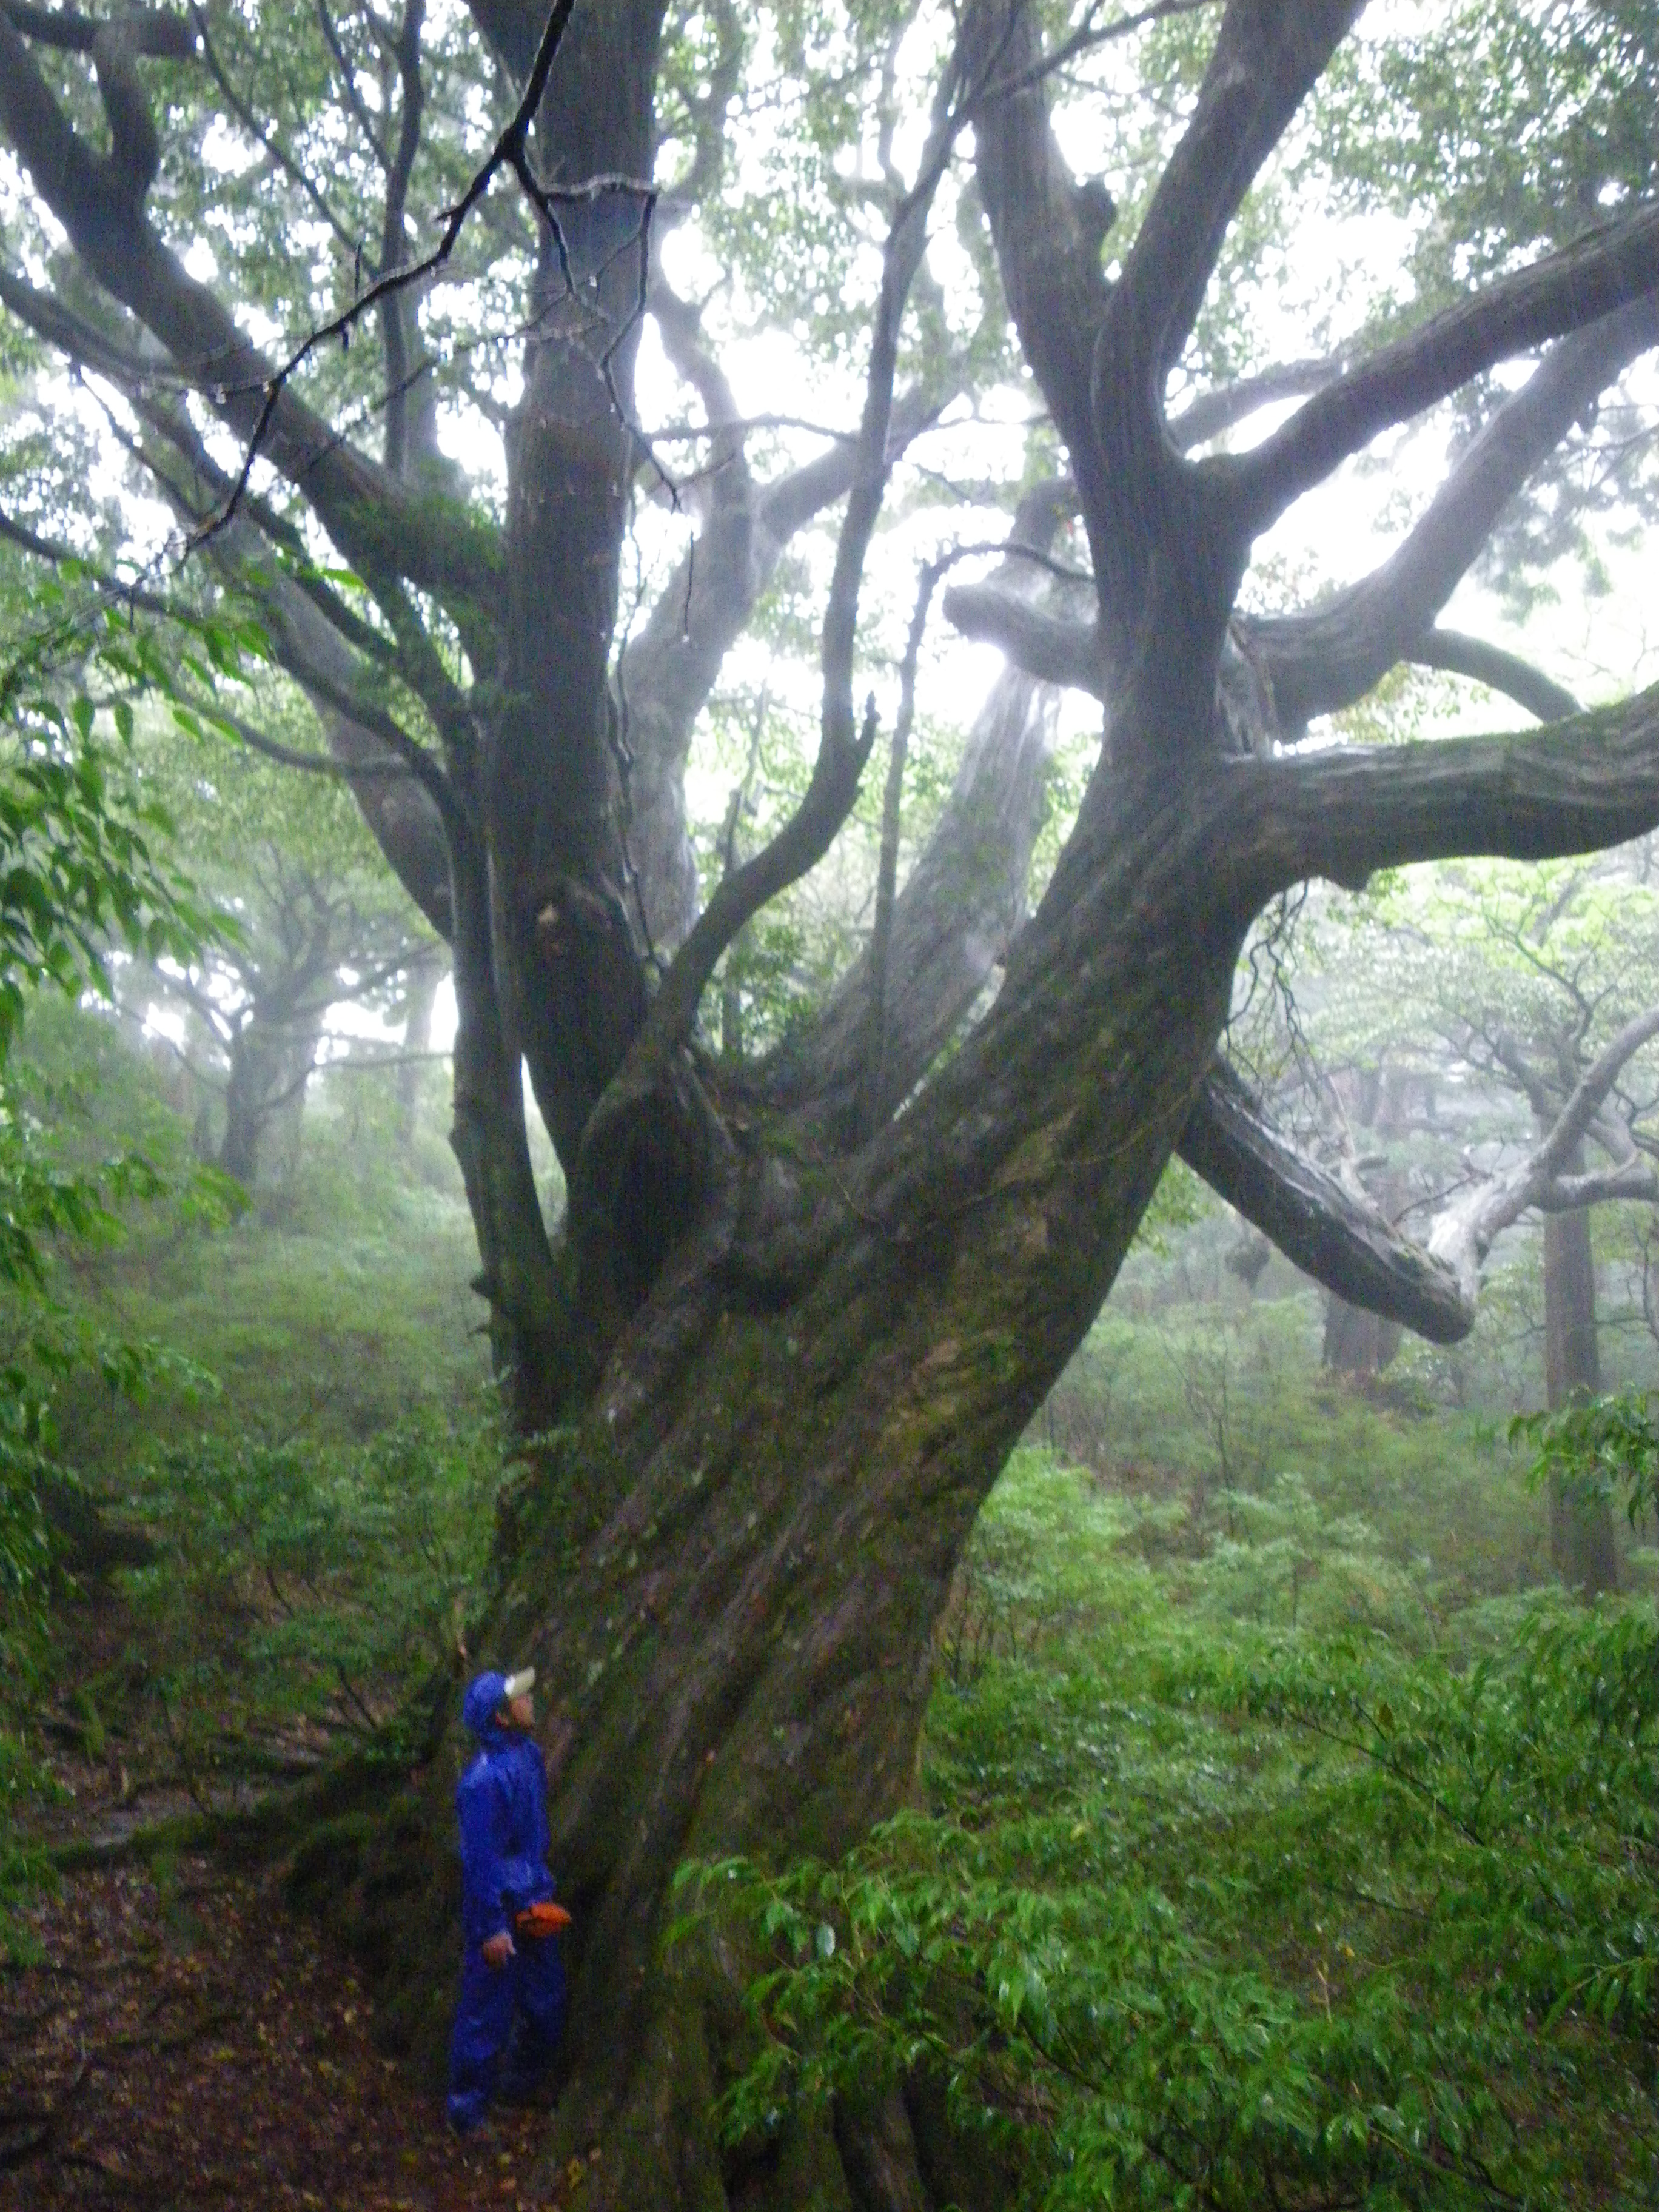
left=4, top=0, right=1659, bottom=2200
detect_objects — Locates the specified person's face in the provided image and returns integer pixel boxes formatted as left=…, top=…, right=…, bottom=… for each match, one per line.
left=503, top=1691, right=535, bottom=1731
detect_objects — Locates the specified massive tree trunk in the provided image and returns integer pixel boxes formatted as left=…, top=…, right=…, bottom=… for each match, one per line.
left=365, top=763, right=1251, bottom=2205
left=1543, top=1144, right=1618, bottom=1595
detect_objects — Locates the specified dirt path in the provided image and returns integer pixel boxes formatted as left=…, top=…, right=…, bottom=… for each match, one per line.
left=1, top=1859, right=584, bottom=2211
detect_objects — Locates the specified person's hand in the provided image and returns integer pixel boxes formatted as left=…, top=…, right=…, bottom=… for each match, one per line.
left=481, top=1931, right=515, bottom=1969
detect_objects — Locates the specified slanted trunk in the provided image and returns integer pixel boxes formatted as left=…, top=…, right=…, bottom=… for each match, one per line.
left=1543, top=1146, right=1618, bottom=1595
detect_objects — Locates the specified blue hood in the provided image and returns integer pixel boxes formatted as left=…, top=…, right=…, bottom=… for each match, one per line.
left=462, top=1669, right=509, bottom=1740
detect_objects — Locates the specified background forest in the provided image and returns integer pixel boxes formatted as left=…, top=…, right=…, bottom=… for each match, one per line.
left=2, top=0, right=1659, bottom=2207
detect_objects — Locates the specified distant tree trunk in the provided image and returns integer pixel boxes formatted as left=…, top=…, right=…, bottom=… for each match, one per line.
left=1322, top=1297, right=1403, bottom=1377
left=398, top=954, right=445, bottom=1149
left=1322, top=1082, right=1404, bottom=1379
left=218, top=1017, right=321, bottom=1187
left=1544, top=1142, right=1618, bottom=1595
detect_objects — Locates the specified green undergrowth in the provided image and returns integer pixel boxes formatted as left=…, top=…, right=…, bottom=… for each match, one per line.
left=106, top=1406, right=507, bottom=1788
left=0, top=996, right=491, bottom=1475
left=0, top=1000, right=503, bottom=1901
left=692, top=1449, right=1659, bottom=2209
left=1042, top=1299, right=1553, bottom=1598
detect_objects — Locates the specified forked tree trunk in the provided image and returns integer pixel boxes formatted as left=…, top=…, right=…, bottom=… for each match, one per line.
left=1543, top=1147, right=1618, bottom=1595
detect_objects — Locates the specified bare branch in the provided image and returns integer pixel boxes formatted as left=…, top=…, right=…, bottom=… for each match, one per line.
left=1542, top=1005, right=1659, bottom=1182
left=1425, top=1006, right=1659, bottom=1306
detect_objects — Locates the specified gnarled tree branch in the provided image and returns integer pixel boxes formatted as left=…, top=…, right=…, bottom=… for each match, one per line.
left=1427, top=1005, right=1659, bottom=1307
left=1247, top=295, right=1659, bottom=728
left=1408, top=630, right=1580, bottom=724
left=1234, top=680, right=1659, bottom=906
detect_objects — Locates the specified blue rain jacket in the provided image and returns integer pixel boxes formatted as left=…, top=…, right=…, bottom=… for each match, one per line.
left=456, top=1669, right=557, bottom=1949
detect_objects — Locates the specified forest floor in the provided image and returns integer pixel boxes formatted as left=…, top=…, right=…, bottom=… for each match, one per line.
left=0, top=1851, right=583, bottom=2211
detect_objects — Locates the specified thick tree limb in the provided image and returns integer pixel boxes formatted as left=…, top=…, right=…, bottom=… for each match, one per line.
left=1238, top=201, right=1659, bottom=537
left=1178, top=1059, right=1475, bottom=1342
left=0, top=264, right=157, bottom=390
left=1071, top=0, right=1362, bottom=657
left=963, top=0, right=1116, bottom=586
left=940, top=580, right=1102, bottom=692
left=1, top=5, right=193, bottom=58
left=1170, top=357, right=1342, bottom=448
left=1235, top=680, right=1659, bottom=905
left=1099, top=1, right=1362, bottom=398
left=936, top=367, right=1341, bottom=688
left=956, top=298, right=1651, bottom=717
left=465, top=0, right=546, bottom=82
left=1247, top=296, right=1659, bottom=727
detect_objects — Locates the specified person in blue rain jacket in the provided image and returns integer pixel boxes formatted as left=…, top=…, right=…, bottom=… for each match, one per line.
left=447, top=1665, right=568, bottom=2132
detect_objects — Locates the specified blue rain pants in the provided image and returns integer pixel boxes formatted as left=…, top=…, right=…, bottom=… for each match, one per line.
left=447, top=1929, right=568, bottom=2130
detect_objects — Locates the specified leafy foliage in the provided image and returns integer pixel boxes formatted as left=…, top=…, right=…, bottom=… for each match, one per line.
left=689, top=1452, right=1659, bottom=2207
left=112, top=1407, right=506, bottom=1794
left=0, top=573, right=226, bottom=1949
left=1513, top=1384, right=1659, bottom=1533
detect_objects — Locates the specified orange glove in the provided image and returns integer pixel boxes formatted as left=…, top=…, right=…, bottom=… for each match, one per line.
left=514, top=1901, right=572, bottom=1940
